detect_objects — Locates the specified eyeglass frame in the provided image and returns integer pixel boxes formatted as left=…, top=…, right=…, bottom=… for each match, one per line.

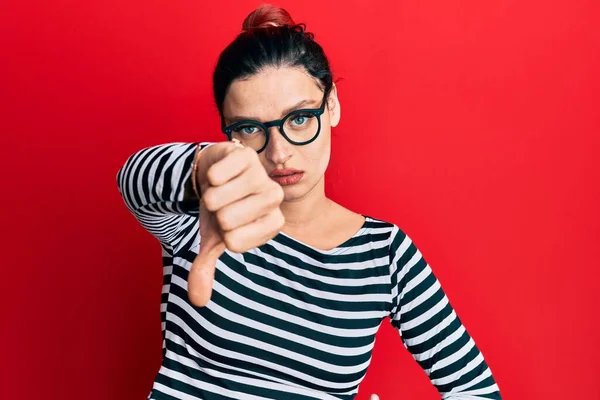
left=221, top=93, right=328, bottom=153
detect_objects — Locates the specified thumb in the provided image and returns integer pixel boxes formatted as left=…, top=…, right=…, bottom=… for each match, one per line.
left=188, top=200, right=226, bottom=307
left=188, top=237, right=226, bottom=307
left=369, top=395, right=380, bottom=400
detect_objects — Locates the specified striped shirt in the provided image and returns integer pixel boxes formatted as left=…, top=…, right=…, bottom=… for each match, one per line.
left=116, top=142, right=502, bottom=400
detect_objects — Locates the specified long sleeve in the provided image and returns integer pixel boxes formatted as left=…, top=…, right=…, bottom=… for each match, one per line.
left=116, top=142, right=214, bottom=246
left=388, top=226, right=502, bottom=399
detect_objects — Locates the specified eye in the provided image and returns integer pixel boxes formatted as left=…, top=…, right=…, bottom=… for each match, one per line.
left=233, top=125, right=261, bottom=135
left=290, top=113, right=314, bottom=126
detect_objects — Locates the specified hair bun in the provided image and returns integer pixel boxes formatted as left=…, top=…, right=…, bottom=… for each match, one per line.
left=242, top=4, right=295, bottom=31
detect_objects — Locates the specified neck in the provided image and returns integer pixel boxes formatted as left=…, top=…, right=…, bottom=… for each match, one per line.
left=279, top=175, right=332, bottom=232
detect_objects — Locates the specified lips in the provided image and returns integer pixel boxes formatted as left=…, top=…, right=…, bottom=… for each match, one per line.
left=269, top=168, right=304, bottom=177
left=269, top=169, right=305, bottom=186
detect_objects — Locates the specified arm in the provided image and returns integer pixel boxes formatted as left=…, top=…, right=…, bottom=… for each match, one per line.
left=388, top=226, right=502, bottom=399
left=116, top=142, right=214, bottom=246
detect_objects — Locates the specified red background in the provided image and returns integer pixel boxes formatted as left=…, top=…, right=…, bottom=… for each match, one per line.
left=2, top=0, right=599, bottom=399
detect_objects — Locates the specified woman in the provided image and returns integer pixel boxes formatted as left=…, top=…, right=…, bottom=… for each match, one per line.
left=117, top=5, right=502, bottom=400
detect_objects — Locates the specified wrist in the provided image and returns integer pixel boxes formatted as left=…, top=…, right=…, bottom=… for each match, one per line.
left=192, top=140, right=244, bottom=199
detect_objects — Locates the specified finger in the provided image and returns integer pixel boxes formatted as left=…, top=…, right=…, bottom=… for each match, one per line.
left=206, top=146, right=256, bottom=187
left=188, top=239, right=226, bottom=307
left=369, top=395, right=380, bottom=400
left=215, top=186, right=283, bottom=232
left=223, top=208, right=285, bottom=253
left=202, top=169, right=266, bottom=212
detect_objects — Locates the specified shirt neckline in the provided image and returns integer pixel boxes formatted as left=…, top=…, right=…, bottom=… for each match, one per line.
left=272, top=215, right=371, bottom=256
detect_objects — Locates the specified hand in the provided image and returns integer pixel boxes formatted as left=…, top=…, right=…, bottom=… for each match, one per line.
left=187, top=141, right=285, bottom=307
left=369, top=395, right=380, bottom=400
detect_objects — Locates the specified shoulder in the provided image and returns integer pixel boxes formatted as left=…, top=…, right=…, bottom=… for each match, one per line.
left=363, top=214, right=407, bottom=242
left=363, top=215, right=419, bottom=260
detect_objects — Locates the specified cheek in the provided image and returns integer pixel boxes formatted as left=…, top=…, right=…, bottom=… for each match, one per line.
left=304, top=129, right=331, bottom=173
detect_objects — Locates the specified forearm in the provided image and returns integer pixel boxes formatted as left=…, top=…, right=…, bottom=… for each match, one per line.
left=116, top=142, right=214, bottom=243
left=389, top=226, right=502, bottom=399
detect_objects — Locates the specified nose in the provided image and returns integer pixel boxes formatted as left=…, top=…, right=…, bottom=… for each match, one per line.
left=264, top=126, right=292, bottom=165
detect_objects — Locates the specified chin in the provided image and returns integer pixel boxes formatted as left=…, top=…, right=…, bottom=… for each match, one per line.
left=281, top=184, right=304, bottom=202
left=280, top=178, right=321, bottom=202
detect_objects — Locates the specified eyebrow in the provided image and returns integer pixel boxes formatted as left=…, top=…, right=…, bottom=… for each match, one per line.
left=227, top=98, right=319, bottom=123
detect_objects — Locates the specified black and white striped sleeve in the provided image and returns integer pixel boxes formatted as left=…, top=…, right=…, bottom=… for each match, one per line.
left=388, top=226, right=502, bottom=399
left=116, top=142, right=214, bottom=246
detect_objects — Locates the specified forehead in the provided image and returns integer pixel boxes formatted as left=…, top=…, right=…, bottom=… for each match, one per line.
left=223, top=67, right=322, bottom=119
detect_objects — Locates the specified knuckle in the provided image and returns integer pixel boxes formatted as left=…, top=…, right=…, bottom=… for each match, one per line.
left=216, top=209, right=233, bottom=231
left=239, top=147, right=254, bottom=164
left=223, top=232, right=246, bottom=253
left=202, top=188, right=217, bottom=211
left=222, top=233, right=234, bottom=250
left=206, top=164, right=220, bottom=186
left=263, top=180, right=281, bottom=199
left=267, top=187, right=283, bottom=208
left=244, top=146, right=258, bottom=159
left=273, top=209, right=285, bottom=230
left=274, top=184, right=284, bottom=202
left=253, top=173, right=271, bottom=193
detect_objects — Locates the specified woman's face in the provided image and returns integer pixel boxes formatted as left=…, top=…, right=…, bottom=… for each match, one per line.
left=222, top=67, right=340, bottom=202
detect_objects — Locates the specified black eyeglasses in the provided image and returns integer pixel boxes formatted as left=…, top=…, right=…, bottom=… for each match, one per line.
left=221, top=94, right=327, bottom=153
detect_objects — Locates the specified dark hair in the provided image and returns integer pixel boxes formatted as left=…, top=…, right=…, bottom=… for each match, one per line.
left=212, top=4, right=333, bottom=117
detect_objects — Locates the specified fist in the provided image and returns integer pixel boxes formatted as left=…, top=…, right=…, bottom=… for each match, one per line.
left=187, top=141, right=285, bottom=307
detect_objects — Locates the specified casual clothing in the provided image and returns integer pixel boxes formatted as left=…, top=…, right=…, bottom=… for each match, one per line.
left=117, top=142, right=502, bottom=399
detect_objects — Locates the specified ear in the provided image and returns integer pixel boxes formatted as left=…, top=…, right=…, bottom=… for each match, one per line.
left=327, top=82, right=341, bottom=128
